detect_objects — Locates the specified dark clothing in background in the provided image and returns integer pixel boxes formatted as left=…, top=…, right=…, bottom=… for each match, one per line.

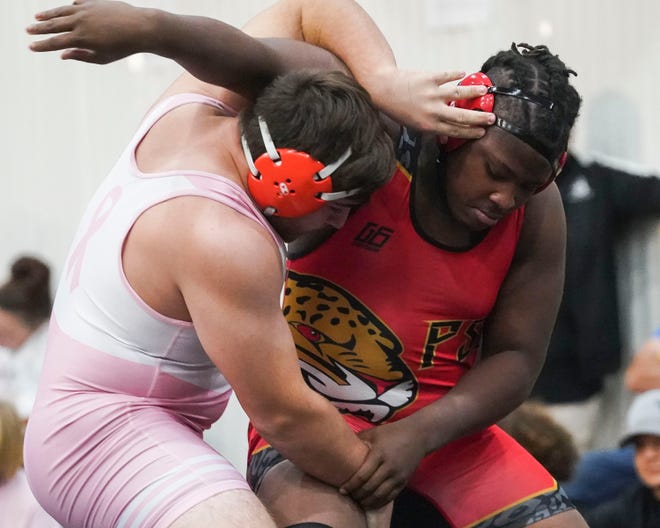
left=563, top=446, right=638, bottom=510
left=582, top=483, right=660, bottom=528
left=533, top=155, right=660, bottom=403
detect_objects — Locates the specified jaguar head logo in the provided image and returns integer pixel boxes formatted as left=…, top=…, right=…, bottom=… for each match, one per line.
left=284, top=271, right=417, bottom=423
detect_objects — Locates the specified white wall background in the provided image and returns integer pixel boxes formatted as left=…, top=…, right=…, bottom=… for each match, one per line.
left=4, top=0, right=659, bottom=472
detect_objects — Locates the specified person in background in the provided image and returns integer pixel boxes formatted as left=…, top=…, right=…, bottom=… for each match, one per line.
left=532, top=152, right=660, bottom=452
left=0, top=256, right=52, bottom=421
left=0, top=400, right=60, bottom=527
left=499, top=401, right=579, bottom=483
left=625, top=326, right=660, bottom=393
left=563, top=324, right=660, bottom=511
left=582, top=389, right=660, bottom=528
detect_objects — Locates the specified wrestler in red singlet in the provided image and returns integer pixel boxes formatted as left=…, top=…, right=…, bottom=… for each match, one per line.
left=248, top=131, right=573, bottom=528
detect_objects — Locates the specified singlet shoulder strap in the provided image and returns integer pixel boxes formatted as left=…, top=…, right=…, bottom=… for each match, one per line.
left=130, top=93, right=238, bottom=149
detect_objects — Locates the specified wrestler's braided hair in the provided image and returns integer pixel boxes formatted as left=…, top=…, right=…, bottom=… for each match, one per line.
left=481, top=43, right=581, bottom=162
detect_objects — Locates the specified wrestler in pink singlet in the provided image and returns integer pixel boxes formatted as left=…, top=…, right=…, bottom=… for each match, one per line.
left=24, top=94, right=285, bottom=528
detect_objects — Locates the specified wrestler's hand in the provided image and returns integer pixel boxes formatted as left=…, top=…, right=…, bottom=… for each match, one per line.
left=370, top=69, right=495, bottom=138
left=26, top=0, right=153, bottom=64
left=339, top=420, right=427, bottom=508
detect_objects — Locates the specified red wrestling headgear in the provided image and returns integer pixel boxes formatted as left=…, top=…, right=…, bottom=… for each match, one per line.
left=241, top=117, right=357, bottom=218
left=444, top=72, right=567, bottom=191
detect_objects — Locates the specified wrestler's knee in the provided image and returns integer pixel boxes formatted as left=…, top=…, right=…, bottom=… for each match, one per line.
left=257, top=460, right=370, bottom=528
left=528, top=508, right=589, bottom=527
left=169, top=489, right=276, bottom=528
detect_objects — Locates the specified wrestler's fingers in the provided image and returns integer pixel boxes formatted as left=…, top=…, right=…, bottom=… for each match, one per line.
left=435, top=121, right=487, bottom=140
left=442, top=105, right=494, bottom=127
left=27, top=16, right=76, bottom=36
left=359, top=483, right=402, bottom=509
left=34, top=5, right=79, bottom=22
left=355, top=471, right=404, bottom=509
left=450, top=83, right=491, bottom=102
left=357, top=483, right=403, bottom=509
left=431, top=70, right=467, bottom=86
left=29, top=33, right=79, bottom=53
left=347, top=463, right=403, bottom=502
left=61, top=48, right=101, bottom=63
left=339, top=453, right=382, bottom=495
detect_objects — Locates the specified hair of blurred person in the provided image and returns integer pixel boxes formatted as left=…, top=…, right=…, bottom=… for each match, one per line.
left=0, top=400, right=24, bottom=482
left=500, top=401, right=580, bottom=482
left=0, top=256, right=52, bottom=350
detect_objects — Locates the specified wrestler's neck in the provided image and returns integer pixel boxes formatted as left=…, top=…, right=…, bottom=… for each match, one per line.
left=135, top=108, right=248, bottom=191
left=413, top=160, right=483, bottom=250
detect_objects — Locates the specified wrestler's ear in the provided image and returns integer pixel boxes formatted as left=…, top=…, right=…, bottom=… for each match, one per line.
left=443, top=72, right=494, bottom=153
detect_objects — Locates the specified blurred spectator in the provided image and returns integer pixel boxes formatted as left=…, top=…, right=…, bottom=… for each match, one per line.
left=582, top=389, right=660, bottom=527
left=499, top=401, right=579, bottom=482
left=563, top=445, right=638, bottom=512
left=532, top=153, right=660, bottom=451
left=563, top=325, right=660, bottom=511
left=0, top=400, right=60, bottom=527
left=0, top=256, right=52, bottom=419
left=625, top=326, right=660, bottom=393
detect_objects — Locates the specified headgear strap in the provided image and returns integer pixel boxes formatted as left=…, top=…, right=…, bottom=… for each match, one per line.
left=487, top=86, right=561, bottom=171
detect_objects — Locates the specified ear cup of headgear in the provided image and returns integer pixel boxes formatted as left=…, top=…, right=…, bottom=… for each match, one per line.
left=242, top=116, right=353, bottom=218
left=442, top=73, right=567, bottom=193
left=534, top=150, right=568, bottom=193
left=247, top=149, right=332, bottom=218
left=444, top=72, right=495, bottom=152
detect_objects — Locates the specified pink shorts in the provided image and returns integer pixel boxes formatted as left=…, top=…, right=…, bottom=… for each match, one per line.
left=24, top=324, right=250, bottom=528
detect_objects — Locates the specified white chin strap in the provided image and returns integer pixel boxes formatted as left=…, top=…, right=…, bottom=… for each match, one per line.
left=316, top=147, right=360, bottom=202
left=241, top=116, right=362, bottom=200
left=240, top=134, right=259, bottom=176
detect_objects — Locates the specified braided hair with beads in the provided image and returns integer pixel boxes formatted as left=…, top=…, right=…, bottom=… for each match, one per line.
left=481, top=43, right=582, bottom=166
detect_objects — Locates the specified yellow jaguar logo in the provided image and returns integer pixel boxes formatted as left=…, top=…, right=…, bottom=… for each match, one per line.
left=283, top=271, right=417, bottom=423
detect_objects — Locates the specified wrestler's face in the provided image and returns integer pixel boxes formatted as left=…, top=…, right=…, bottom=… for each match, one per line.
left=270, top=199, right=357, bottom=242
left=634, top=435, right=660, bottom=496
left=444, top=127, right=552, bottom=231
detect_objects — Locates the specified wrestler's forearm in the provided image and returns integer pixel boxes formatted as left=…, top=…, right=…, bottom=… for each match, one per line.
left=243, top=0, right=494, bottom=136
left=251, top=387, right=371, bottom=488
left=27, top=2, right=341, bottom=100
left=243, top=0, right=398, bottom=104
left=406, top=351, right=539, bottom=454
left=412, top=190, right=568, bottom=450
left=146, top=10, right=287, bottom=99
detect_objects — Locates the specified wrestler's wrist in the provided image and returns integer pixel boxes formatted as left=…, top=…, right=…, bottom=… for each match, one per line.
left=365, top=67, right=402, bottom=108
left=143, top=8, right=176, bottom=56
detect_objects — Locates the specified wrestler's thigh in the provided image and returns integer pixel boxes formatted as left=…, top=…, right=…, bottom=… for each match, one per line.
left=257, top=460, right=370, bottom=528
left=169, top=489, right=277, bottom=528
left=527, top=509, right=589, bottom=528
